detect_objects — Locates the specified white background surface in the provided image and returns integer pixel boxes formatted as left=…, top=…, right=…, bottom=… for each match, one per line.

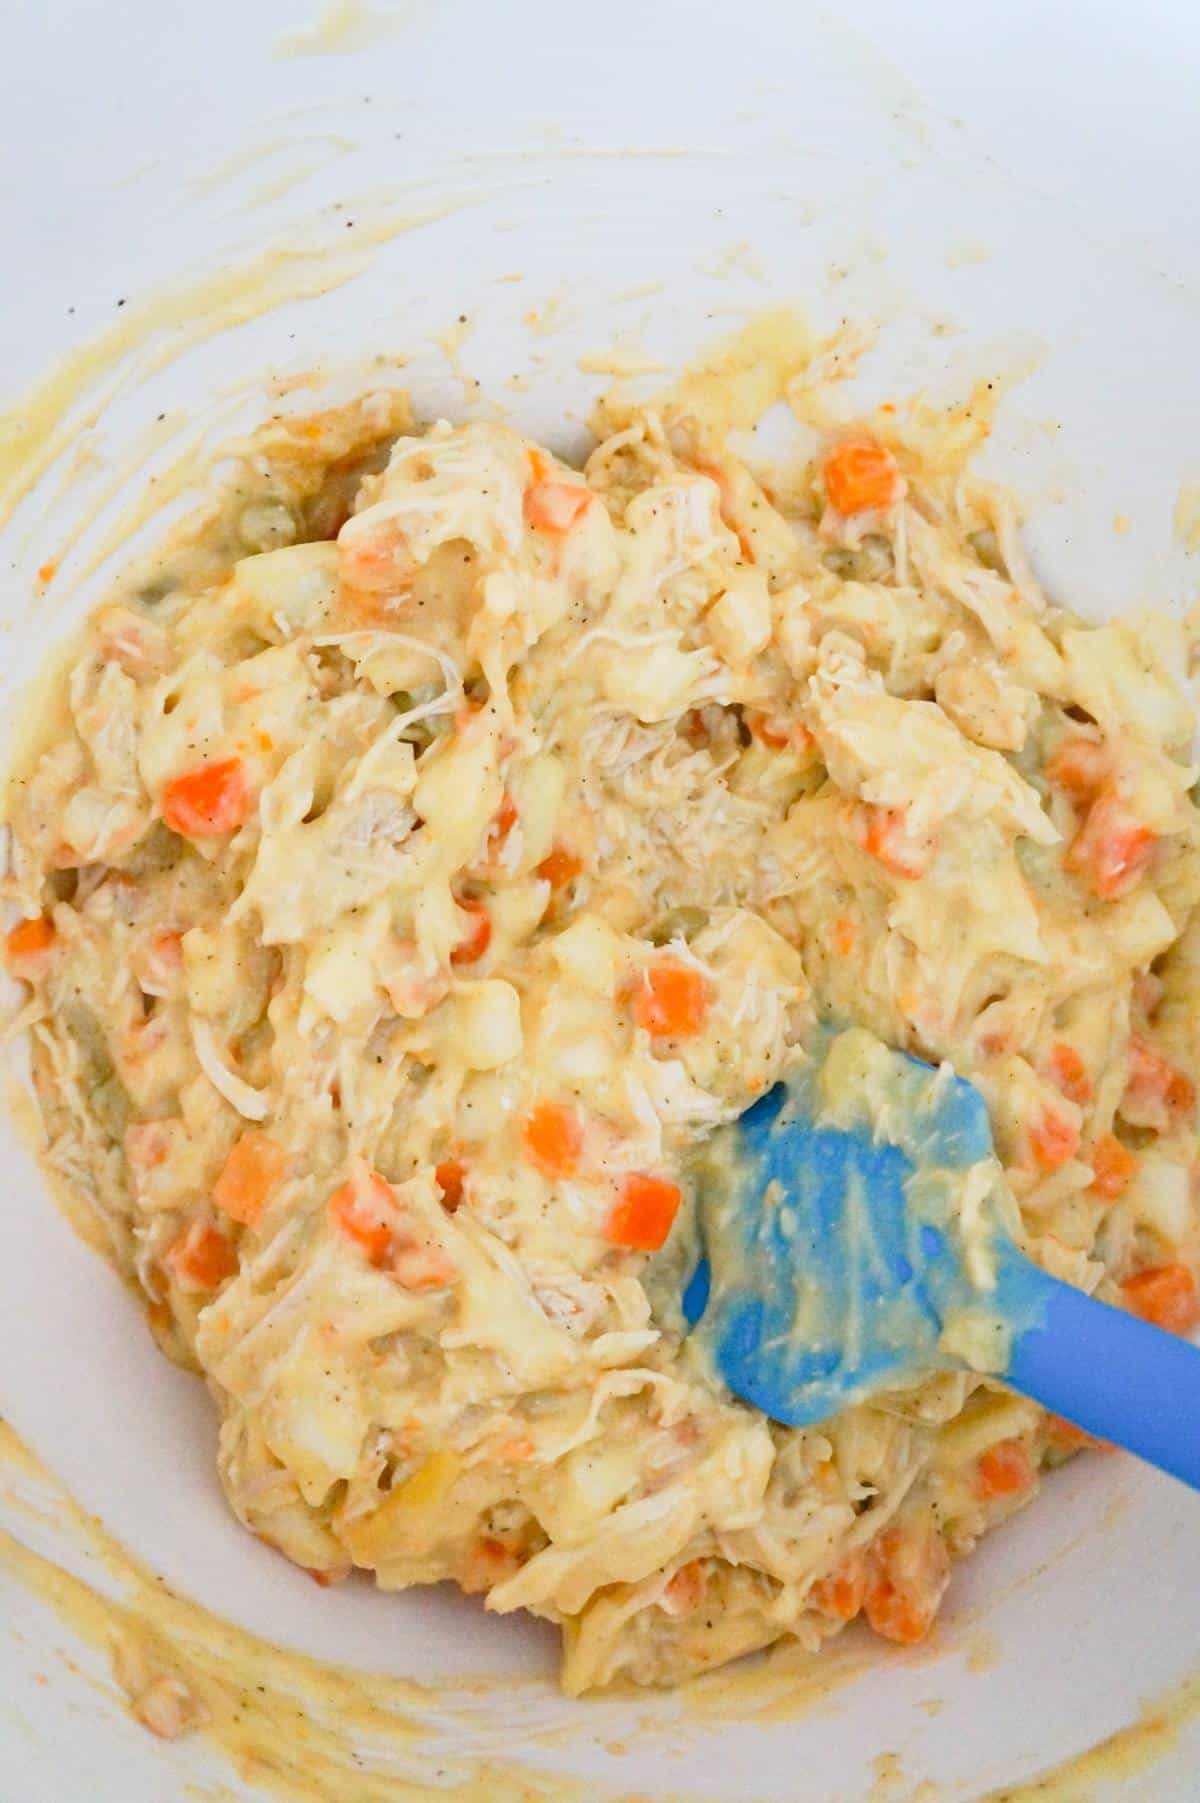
left=1, top=1, right=1198, bottom=1797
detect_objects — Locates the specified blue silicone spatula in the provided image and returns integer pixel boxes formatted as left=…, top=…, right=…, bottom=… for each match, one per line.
left=682, top=1027, right=1200, bottom=1490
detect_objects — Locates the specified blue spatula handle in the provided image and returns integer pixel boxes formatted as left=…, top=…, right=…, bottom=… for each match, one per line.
left=1005, top=1254, right=1200, bottom=1490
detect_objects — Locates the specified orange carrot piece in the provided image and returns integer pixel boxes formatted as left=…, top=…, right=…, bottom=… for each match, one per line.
left=1044, top=738, right=1108, bottom=802
left=747, top=712, right=791, bottom=749
left=468, top=790, right=519, bottom=878
left=1045, top=1042, right=1093, bottom=1107
left=661, top=1560, right=707, bottom=1617
left=1121, top=1263, right=1200, bottom=1335
left=435, top=1159, right=465, bottom=1212
left=164, top=1220, right=238, bottom=1292
left=126, top=1120, right=175, bottom=1171
left=489, top=791, right=518, bottom=849
left=824, top=439, right=900, bottom=516
left=605, top=1173, right=682, bottom=1252
left=746, top=711, right=815, bottom=752
left=1029, top=1107, right=1080, bottom=1173
left=520, top=1101, right=583, bottom=1179
left=338, top=518, right=408, bottom=594
left=450, top=898, right=492, bottom=966
left=974, top=1438, right=1035, bottom=1501
left=524, top=480, right=594, bottom=535
left=1087, top=1133, right=1136, bottom=1202
left=863, top=1518, right=950, bottom=1647
left=832, top=915, right=858, bottom=958
left=536, top=846, right=583, bottom=889
left=859, top=805, right=926, bottom=880
left=1123, top=1037, right=1196, bottom=1125
left=630, top=959, right=710, bottom=1038
left=329, top=1170, right=396, bottom=1265
left=161, top=758, right=250, bottom=837
left=811, top=1551, right=867, bottom=1622
left=5, top=915, right=55, bottom=962
left=213, top=1131, right=287, bottom=1227
left=149, top=928, right=183, bottom=967
left=1066, top=791, right=1155, bottom=900
left=390, top=1236, right=457, bottom=1292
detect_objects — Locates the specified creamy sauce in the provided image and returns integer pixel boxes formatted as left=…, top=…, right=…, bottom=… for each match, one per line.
left=0, top=1417, right=883, bottom=1797
left=652, top=308, right=815, bottom=436
left=3, top=289, right=1199, bottom=1790
left=0, top=1422, right=580, bottom=1802
left=984, top=1673, right=1200, bottom=1801
left=576, top=344, right=668, bottom=379
left=0, top=204, right=461, bottom=535
left=275, top=1, right=414, bottom=60
left=1174, top=482, right=1200, bottom=553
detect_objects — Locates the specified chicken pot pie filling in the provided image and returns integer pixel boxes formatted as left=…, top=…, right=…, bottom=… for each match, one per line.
left=6, top=347, right=1200, bottom=1692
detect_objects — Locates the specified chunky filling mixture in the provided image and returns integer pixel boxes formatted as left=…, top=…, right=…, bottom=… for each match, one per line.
left=6, top=352, right=1200, bottom=1692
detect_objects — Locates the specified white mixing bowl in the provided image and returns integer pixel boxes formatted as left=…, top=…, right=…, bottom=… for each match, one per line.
left=2, top=2, right=1198, bottom=1796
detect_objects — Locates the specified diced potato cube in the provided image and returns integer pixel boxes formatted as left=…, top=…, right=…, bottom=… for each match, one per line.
left=706, top=570, right=772, bottom=666
left=261, top=1350, right=371, bottom=1507
left=414, top=721, right=501, bottom=868
left=511, top=754, right=567, bottom=872
left=304, top=904, right=390, bottom=1022
left=1125, top=1152, right=1192, bottom=1246
left=773, top=582, right=814, bottom=678
left=341, top=1450, right=461, bottom=1565
left=602, top=642, right=707, bottom=723
left=234, top=541, right=341, bottom=635
left=454, top=979, right=523, bottom=1069
left=551, top=914, right=625, bottom=995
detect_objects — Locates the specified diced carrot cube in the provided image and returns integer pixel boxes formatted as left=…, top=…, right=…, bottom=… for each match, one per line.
left=164, top=1220, right=238, bottom=1292
left=746, top=711, right=815, bottom=752
left=605, top=1173, right=682, bottom=1252
left=1029, top=1108, right=1080, bottom=1172
left=660, top=1560, right=707, bottom=1617
left=1066, top=790, right=1154, bottom=901
left=161, top=759, right=250, bottom=838
left=863, top=1517, right=950, bottom=1646
left=390, top=1237, right=457, bottom=1292
left=1121, top=1263, right=1200, bottom=1335
left=824, top=439, right=900, bottom=516
left=5, top=915, right=56, bottom=962
left=1087, top=1133, right=1136, bottom=1202
left=974, top=1438, right=1035, bottom=1500
left=329, top=1170, right=397, bottom=1265
left=630, top=959, right=710, bottom=1038
left=450, top=898, right=492, bottom=966
left=858, top=804, right=928, bottom=879
left=524, top=481, right=594, bottom=535
left=520, top=1101, right=583, bottom=1179
left=811, top=1551, right=867, bottom=1622
left=536, top=846, right=583, bottom=889
left=1122, top=1037, right=1195, bottom=1130
left=435, top=1159, right=465, bottom=1212
left=1044, top=738, right=1108, bottom=802
left=213, top=1131, right=287, bottom=1226
left=1044, top=1042, right=1093, bottom=1107
left=832, top=915, right=858, bottom=958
